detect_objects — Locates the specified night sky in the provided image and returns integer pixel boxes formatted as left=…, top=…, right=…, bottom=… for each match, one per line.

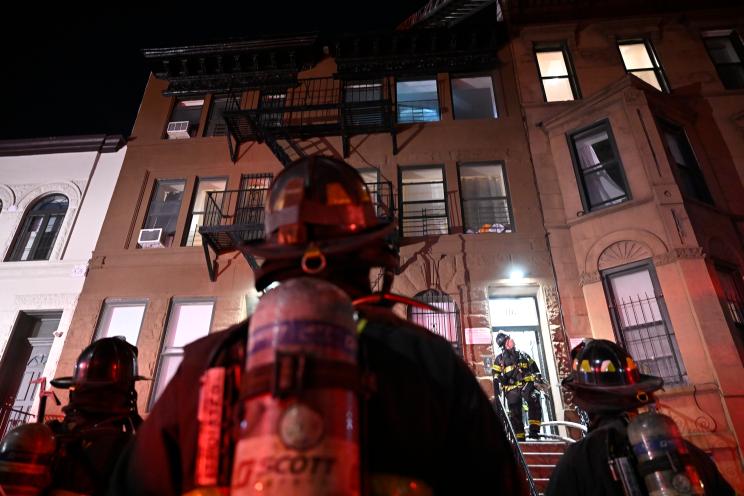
left=1, top=3, right=426, bottom=141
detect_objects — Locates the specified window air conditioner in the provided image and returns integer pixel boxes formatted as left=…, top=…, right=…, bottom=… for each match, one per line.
left=138, top=228, right=165, bottom=248
left=166, top=121, right=191, bottom=139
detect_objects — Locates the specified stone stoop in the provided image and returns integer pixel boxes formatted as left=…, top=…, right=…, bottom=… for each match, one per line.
left=519, top=441, right=568, bottom=495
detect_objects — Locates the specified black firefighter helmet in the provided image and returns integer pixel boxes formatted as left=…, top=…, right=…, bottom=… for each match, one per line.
left=562, top=339, right=663, bottom=413
left=0, top=422, right=56, bottom=495
left=495, top=332, right=510, bottom=349
left=50, top=336, right=147, bottom=390
left=240, top=155, right=398, bottom=291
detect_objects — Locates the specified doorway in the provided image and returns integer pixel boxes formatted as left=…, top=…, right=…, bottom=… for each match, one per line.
left=0, top=311, right=61, bottom=436
left=489, top=297, right=555, bottom=428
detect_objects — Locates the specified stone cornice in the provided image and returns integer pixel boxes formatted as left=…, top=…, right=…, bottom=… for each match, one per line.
left=0, top=135, right=125, bottom=156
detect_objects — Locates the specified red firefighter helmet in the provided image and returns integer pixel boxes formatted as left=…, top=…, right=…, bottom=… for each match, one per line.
left=0, top=423, right=56, bottom=495
left=240, top=155, right=397, bottom=290
left=50, top=336, right=147, bottom=389
left=562, top=339, right=663, bottom=413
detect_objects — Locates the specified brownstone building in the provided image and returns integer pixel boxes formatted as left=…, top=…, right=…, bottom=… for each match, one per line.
left=53, top=0, right=744, bottom=490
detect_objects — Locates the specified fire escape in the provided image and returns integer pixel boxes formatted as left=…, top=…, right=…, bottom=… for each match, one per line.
left=222, top=77, right=397, bottom=165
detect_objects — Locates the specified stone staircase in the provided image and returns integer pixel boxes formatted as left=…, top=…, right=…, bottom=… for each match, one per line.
left=519, top=441, right=569, bottom=494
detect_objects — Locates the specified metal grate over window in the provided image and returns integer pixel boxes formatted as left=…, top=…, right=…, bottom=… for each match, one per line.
left=408, top=289, right=462, bottom=356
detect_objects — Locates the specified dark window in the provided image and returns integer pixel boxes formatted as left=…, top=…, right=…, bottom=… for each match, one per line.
left=569, top=121, right=630, bottom=211
left=451, top=75, right=498, bottom=119
left=203, top=95, right=231, bottom=137
left=258, top=92, right=287, bottom=128
left=142, top=180, right=185, bottom=248
left=617, top=39, right=669, bottom=92
left=343, top=80, right=386, bottom=127
left=7, top=194, right=68, bottom=261
left=657, top=120, right=713, bottom=204
left=602, top=261, right=687, bottom=386
left=458, top=162, right=513, bottom=233
left=167, top=98, right=204, bottom=138
left=703, top=31, right=744, bottom=90
left=714, top=263, right=744, bottom=366
left=236, top=174, right=273, bottom=243
left=183, top=177, right=228, bottom=246
left=408, top=289, right=462, bottom=356
left=396, top=79, right=440, bottom=123
left=534, top=42, right=580, bottom=102
left=399, top=166, right=448, bottom=237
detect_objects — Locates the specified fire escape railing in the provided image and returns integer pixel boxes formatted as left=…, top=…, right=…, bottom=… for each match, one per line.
left=199, top=181, right=394, bottom=281
left=221, top=77, right=397, bottom=165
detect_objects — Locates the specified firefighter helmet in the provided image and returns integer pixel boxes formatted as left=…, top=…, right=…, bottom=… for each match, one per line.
left=562, top=339, right=663, bottom=413
left=495, top=332, right=510, bottom=349
left=50, top=336, right=147, bottom=389
left=0, top=423, right=55, bottom=495
left=241, top=155, right=397, bottom=290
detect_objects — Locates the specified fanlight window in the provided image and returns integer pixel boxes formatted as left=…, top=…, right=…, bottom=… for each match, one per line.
left=7, top=194, right=68, bottom=261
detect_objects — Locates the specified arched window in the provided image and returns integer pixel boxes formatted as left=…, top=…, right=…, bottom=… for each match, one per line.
left=408, top=289, right=462, bottom=355
left=7, top=195, right=68, bottom=261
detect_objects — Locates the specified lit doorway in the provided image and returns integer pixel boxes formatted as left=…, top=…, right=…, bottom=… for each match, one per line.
left=489, top=297, right=555, bottom=429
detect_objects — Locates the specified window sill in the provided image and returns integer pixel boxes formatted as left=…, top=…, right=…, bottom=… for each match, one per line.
left=566, top=196, right=654, bottom=227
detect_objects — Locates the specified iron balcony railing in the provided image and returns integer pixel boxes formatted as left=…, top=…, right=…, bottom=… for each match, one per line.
left=400, top=206, right=449, bottom=238
left=222, top=77, right=397, bottom=162
left=199, top=181, right=395, bottom=279
left=0, top=402, right=34, bottom=438
left=462, top=200, right=513, bottom=234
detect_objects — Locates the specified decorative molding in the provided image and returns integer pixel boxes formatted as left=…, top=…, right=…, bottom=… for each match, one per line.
left=598, top=240, right=653, bottom=270
left=13, top=293, right=79, bottom=309
left=584, top=229, right=668, bottom=274
left=0, top=184, right=15, bottom=210
left=579, top=271, right=601, bottom=286
left=653, top=247, right=705, bottom=266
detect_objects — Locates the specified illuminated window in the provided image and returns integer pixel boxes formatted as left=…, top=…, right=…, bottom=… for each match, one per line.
left=94, top=300, right=146, bottom=346
left=617, top=39, right=669, bottom=92
left=399, top=166, right=448, bottom=237
left=7, top=195, right=68, bottom=261
left=142, top=180, right=186, bottom=248
left=396, top=79, right=440, bottom=123
left=408, top=289, right=461, bottom=355
left=459, top=162, right=513, bottom=234
left=150, top=299, right=215, bottom=407
left=702, top=30, right=744, bottom=90
left=534, top=42, right=580, bottom=102
left=451, top=75, right=498, bottom=119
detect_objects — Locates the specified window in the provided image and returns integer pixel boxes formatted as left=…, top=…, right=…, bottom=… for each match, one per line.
left=396, top=79, right=440, bottom=123
left=408, top=290, right=462, bottom=355
left=715, top=264, right=744, bottom=365
left=617, top=39, right=669, bottom=92
left=7, top=194, right=68, bottom=261
left=142, top=180, right=186, bottom=248
left=150, top=300, right=215, bottom=406
left=602, top=261, right=686, bottom=386
left=94, top=300, right=146, bottom=346
left=459, top=162, right=513, bottom=234
left=569, top=121, right=630, bottom=211
left=168, top=98, right=204, bottom=138
left=451, top=75, right=498, bottom=119
left=258, top=91, right=287, bottom=128
left=534, top=42, right=580, bottom=102
left=702, top=30, right=744, bottom=90
left=344, top=80, right=385, bottom=127
left=183, top=177, right=228, bottom=247
left=236, top=174, right=273, bottom=243
left=400, top=166, right=448, bottom=237
left=203, top=95, right=231, bottom=137
left=657, top=120, right=713, bottom=204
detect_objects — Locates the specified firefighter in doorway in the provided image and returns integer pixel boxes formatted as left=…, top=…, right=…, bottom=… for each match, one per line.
left=492, top=331, right=543, bottom=440
left=109, top=156, right=527, bottom=495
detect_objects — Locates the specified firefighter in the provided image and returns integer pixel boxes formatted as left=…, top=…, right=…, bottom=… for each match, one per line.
left=109, top=155, right=527, bottom=495
left=545, top=339, right=734, bottom=496
left=491, top=332, right=543, bottom=440
left=48, top=336, right=145, bottom=496
left=0, top=422, right=56, bottom=496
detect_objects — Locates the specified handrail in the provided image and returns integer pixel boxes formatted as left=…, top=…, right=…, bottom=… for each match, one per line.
left=492, top=398, right=539, bottom=496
